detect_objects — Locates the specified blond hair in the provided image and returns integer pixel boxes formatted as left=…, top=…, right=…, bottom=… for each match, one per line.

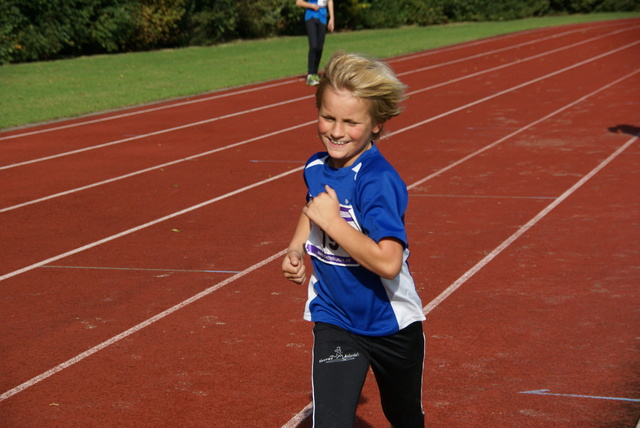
left=315, top=51, right=407, bottom=140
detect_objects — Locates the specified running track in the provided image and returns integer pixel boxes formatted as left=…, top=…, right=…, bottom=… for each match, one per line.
left=1, top=19, right=639, bottom=427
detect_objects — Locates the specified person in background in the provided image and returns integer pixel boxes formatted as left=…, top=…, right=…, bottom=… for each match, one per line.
left=296, top=0, right=334, bottom=86
left=282, top=51, right=426, bottom=427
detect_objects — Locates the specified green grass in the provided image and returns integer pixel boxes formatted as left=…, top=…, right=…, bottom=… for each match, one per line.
left=0, top=12, right=636, bottom=130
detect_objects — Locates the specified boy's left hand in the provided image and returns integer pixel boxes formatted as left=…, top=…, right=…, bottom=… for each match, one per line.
left=303, top=185, right=340, bottom=230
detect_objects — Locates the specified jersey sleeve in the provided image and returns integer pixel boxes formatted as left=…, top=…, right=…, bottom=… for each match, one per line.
left=356, top=165, right=409, bottom=247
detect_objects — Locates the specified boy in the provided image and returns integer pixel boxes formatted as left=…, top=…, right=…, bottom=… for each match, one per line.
left=282, top=51, right=425, bottom=427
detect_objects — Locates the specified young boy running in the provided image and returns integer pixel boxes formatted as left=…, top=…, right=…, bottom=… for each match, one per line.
left=282, top=51, right=426, bottom=427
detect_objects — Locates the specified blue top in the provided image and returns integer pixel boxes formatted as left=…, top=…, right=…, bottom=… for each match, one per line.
left=303, top=145, right=425, bottom=336
left=305, top=0, right=328, bottom=24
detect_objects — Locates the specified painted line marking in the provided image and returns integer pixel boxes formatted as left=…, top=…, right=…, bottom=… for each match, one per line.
left=387, top=20, right=637, bottom=64
left=397, top=25, right=638, bottom=78
left=282, top=64, right=640, bottom=426
left=421, top=134, right=637, bottom=315
left=0, top=93, right=635, bottom=414
left=249, top=160, right=307, bottom=164
left=0, top=167, right=300, bottom=282
left=0, top=250, right=286, bottom=403
left=0, top=121, right=315, bottom=213
left=411, top=194, right=557, bottom=200
left=0, top=95, right=314, bottom=171
left=40, top=265, right=241, bottom=274
left=519, top=389, right=640, bottom=403
left=0, top=79, right=300, bottom=141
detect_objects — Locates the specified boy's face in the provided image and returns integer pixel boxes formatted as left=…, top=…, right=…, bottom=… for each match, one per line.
left=317, top=86, right=381, bottom=169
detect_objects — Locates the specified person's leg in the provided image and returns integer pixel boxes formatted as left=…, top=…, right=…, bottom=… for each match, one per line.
left=369, top=322, right=425, bottom=428
left=312, top=322, right=370, bottom=427
left=312, top=20, right=327, bottom=75
left=305, top=18, right=320, bottom=75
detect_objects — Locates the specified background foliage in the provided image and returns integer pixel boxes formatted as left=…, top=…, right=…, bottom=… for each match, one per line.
left=1, top=0, right=638, bottom=63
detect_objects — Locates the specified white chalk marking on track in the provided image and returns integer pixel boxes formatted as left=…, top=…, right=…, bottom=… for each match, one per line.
left=0, top=121, right=315, bottom=213
left=387, top=20, right=635, bottom=64
left=422, top=134, right=637, bottom=315
left=0, top=168, right=300, bottom=282
left=2, top=36, right=636, bottom=213
left=0, top=250, right=286, bottom=403
left=41, top=265, right=242, bottom=274
left=397, top=25, right=637, bottom=77
left=0, top=95, right=313, bottom=171
left=396, top=40, right=640, bottom=136
left=0, top=79, right=299, bottom=141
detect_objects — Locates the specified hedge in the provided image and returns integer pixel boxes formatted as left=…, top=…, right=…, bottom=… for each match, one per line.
left=0, top=0, right=637, bottom=64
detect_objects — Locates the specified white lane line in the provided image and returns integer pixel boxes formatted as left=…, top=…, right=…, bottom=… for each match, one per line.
left=411, top=194, right=557, bottom=200
left=0, top=121, right=314, bottom=213
left=1, top=69, right=636, bottom=409
left=3, top=35, right=636, bottom=213
left=0, top=168, right=300, bottom=282
left=0, top=95, right=313, bottom=171
left=519, top=389, right=640, bottom=403
left=394, top=40, right=640, bottom=137
left=397, top=25, right=637, bottom=77
left=405, top=68, right=640, bottom=190
left=0, top=79, right=300, bottom=141
left=387, top=19, right=636, bottom=64
left=41, top=266, right=242, bottom=274
left=422, top=134, right=637, bottom=314
left=0, top=250, right=286, bottom=403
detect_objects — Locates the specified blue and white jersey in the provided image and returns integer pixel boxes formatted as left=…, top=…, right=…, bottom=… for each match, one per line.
left=305, top=0, right=328, bottom=24
left=303, top=144, right=425, bottom=336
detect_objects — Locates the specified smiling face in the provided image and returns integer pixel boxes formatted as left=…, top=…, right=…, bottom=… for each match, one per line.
left=317, top=86, right=381, bottom=169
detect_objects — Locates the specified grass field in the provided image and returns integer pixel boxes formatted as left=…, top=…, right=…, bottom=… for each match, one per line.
left=0, top=12, right=637, bottom=130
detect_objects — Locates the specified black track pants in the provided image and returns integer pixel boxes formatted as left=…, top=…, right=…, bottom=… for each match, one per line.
left=305, top=18, right=327, bottom=75
left=311, top=322, right=425, bottom=428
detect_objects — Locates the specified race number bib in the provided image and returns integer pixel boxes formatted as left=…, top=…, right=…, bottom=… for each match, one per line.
left=305, top=205, right=360, bottom=267
left=317, top=0, right=327, bottom=7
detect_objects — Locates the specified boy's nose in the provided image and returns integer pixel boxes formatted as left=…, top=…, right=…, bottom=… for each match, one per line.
left=330, top=122, right=345, bottom=139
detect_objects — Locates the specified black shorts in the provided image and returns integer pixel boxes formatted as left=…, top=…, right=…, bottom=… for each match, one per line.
left=311, top=321, right=425, bottom=428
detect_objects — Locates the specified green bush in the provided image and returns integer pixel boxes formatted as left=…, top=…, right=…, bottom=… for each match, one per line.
left=0, top=0, right=637, bottom=63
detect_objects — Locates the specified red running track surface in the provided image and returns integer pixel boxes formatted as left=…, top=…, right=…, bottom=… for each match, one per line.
left=1, top=18, right=639, bottom=427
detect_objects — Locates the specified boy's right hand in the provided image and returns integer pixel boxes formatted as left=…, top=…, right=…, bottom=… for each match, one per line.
left=282, top=250, right=306, bottom=284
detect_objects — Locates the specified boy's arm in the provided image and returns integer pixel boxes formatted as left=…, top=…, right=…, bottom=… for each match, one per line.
left=304, top=185, right=404, bottom=280
left=282, top=212, right=311, bottom=284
